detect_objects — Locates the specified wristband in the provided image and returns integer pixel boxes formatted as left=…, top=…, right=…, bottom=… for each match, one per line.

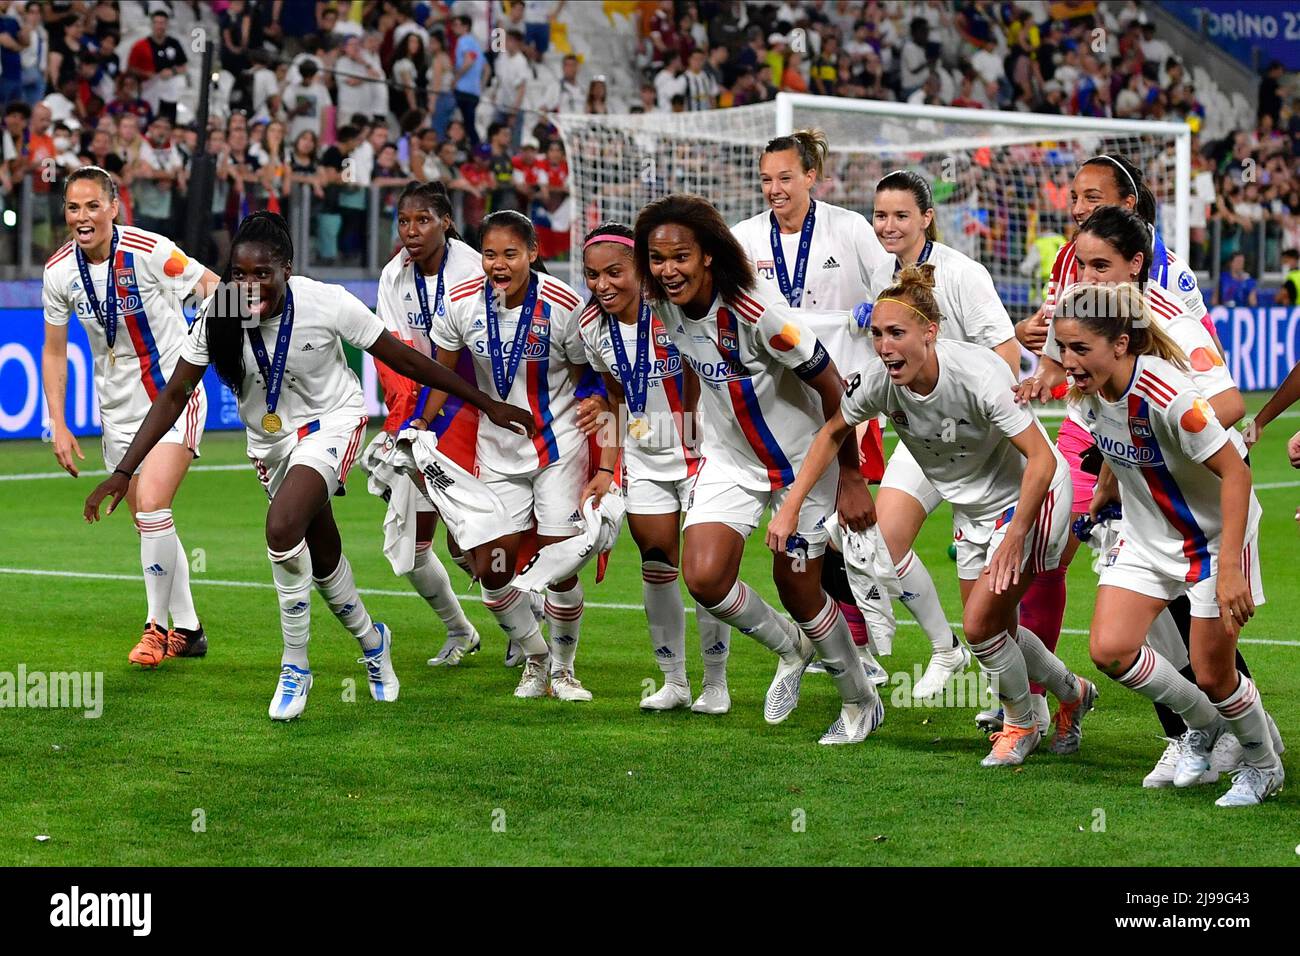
left=113, top=467, right=131, bottom=479
left=597, top=467, right=615, bottom=475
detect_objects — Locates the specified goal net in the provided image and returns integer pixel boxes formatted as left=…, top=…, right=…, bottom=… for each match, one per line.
left=552, top=93, right=1190, bottom=320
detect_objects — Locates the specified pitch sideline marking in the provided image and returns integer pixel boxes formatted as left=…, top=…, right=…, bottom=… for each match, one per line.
left=0, top=566, right=1296, bottom=648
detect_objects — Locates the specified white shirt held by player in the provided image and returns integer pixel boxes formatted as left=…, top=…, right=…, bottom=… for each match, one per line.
left=767, top=267, right=1096, bottom=768
left=1055, top=282, right=1282, bottom=807
left=82, top=212, right=533, bottom=722
left=42, top=168, right=219, bottom=668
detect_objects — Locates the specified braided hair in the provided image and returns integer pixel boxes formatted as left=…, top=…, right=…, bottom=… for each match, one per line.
left=397, top=180, right=463, bottom=243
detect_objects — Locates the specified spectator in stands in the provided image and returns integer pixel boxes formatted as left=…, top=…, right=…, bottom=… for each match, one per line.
left=647, top=0, right=677, bottom=71
left=899, top=17, right=930, bottom=100
left=781, top=50, right=808, bottom=93
left=450, top=14, right=483, bottom=150
left=554, top=53, right=584, bottom=115
left=493, top=29, right=530, bottom=147
left=1277, top=248, right=1300, bottom=306
left=654, top=51, right=686, bottom=112
left=115, top=110, right=143, bottom=166
left=18, top=1, right=44, bottom=106
left=683, top=48, right=718, bottom=111
left=458, top=142, right=492, bottom=241
left=127, top=10, right=186, bottom=121
left=586, top=75, right=611, bottom=114
left=0, top=0, right=28, bottom=107
left=523, top=0, right=565, bottom=57
left=485, top=120, right=517, bottom=213
left=512, top=133, right=545, bottom=210
left=633, top=80, right=658, bottom=114
left=133, top=114, right=185, bottom=234
left=392, top=31, right=428, bottom=118
left=283, top=59, right=330, bottom=145
left=1215, top=252, right=1258, bottom=308
left=810, top=33, right=839, bottom=96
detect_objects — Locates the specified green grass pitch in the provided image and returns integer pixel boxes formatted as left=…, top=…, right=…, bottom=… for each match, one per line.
left=1, top=397, right=1297, bottom=867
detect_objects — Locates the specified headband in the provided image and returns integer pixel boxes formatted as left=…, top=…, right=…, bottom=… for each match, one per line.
left=584, top=233, right=634, bottom=250
left=876, top=297, right=937, bottom=325
left=1089, top=154, right=1138, bottom=198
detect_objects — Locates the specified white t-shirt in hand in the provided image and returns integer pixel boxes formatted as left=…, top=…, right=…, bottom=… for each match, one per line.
left=1072, top=354, right=1260, bottom=582
left=433, top=272, right=588, bottom=477
left=840, top=339, right=1061, bottom=521
left=732, top=200, right=890, bottom=311
left=181, top=275, right=384, bottom=459
left=43, top=226, right=207, bottom=432
left=655, top=289, right=830, bottom=492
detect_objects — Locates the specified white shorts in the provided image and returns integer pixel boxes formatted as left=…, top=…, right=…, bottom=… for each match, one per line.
left=953, top=466, right=1072, bottom=581
left=1098, top=532, right=1265, bottom=619
left=479, top=443, right=589, bottom=538
left=251, top=414, right=369, bottom=500
left=101, top=383, right=207, bottom=475
left=625, top=470, right=694, bottom=515
left=879, top=442, right=943, bottom=514
left=683, top=457, right=837, bottom=558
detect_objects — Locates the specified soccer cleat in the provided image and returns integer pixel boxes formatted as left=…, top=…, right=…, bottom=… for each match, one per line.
left=513, top=658, right=551, bottom=698
left=550, top=667, right=593, bottom=702
left=1211, top=713, right=1286, bottom=771
left=859, top=647, right=890, bottom=686
left=1050, top=677, right=1098, bottom=755
left=819, top=694, right=885, bottom=745
left=269, top=664, right=313, bottom=720
left=358, top=622, right=400, bottom=702
left=165, top=625, right=208, bottom=659
left=1173, top=722, right=1226, bottom=788
left=640, top=680, right=691, bottom=711
left=504, top=637, right=526, bottom=668
left=129, top=622, right=170, bottom=668
left=691, top=682, right=731, bottom=715
left=912, top=644, right=970, bottom=700
left=1214, top=762, right=1285, bottom=808
left=428, top=628, right=481, bottom=667
left=805, top=659, right=828, bottom=674
left=763, top=634, right=816, bottom=725
left=980, top=723, right=1041, bottom=767
left=1143, top=738, right=1186, bottom=788
left=975, top=706, right=1004, bottom=734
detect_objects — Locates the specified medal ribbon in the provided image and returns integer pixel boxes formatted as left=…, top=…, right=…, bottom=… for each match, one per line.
left=76, top=227, right=120, bottom=351
left=485, top=274, right=540, bottom=400
left=607, top=298, right=651, bottom=420
left=770, top=201, right=816, bottom=308
left=247, top=285, right=295, bottom=418
left=412, top=247, right=448, bottom=331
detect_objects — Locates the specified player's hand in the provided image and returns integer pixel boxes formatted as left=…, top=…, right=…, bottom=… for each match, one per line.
left=1089, top=472, right=1120, bottom=522
left=1240, top=416, right=1261, bottom=449
left=575, top=395, right=608, bottom=436
left=52, top=427, right=85, bottom=477
left=1287, top=429, right=1300, bottom=468
left=84, top=472, right=130, bottom=523
left=764, top=504, right=799, bottom=555
left=488, top=400, right=535, bottom=437
left=983, top=530, right=1025, bottom=594
left=1013, top=363, right=1066, bottom=405
left=835, top=473, right=877, bottom=532
left=1016, top=311, right=1049, bottom=353
left=1217, top=565, right=1255, bottom=639
left=580, top=471, right=613, bottom=510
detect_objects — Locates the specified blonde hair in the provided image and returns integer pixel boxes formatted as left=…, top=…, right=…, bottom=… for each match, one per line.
left=875, top=263, right=941, bottom=327
left=1055, top=283, right=1188, bottom=398
left=763, top=128, right=830, bottom=179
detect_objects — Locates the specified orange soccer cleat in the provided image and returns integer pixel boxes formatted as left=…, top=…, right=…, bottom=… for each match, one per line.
left=128, top=622, right=169, bottom=668
left=165, top=625, right=208, bottom=659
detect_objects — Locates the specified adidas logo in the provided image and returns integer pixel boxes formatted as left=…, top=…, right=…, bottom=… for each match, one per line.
left=472, top=318, right=485, bottom=329
left=554, top=634, right=577, bottom=645
left=567, top=510, right=581, bottom=523
left=654, top=646, right=675, bottom=659
left=865, top=585, right=881, bottom=600
left=70, top=279, right=81, bottom=291
left=341, top=603, right=356, bottom=615
left=702, top=641, right=727, bottom=656
left=404, top=292, right=413, bottom=301
left=143, top=563, right=166, bottom=576
left=286, top=601, right=310, bottom=616
left=301, top=343, right=315, bottom=351
left=327, top=447, right=337, bottom=458
left=822, top=256, right=840, bottom=269
left=738, top=626, right=759, bottom=635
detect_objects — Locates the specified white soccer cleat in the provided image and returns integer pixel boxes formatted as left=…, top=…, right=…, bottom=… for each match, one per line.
left=980, top=723, right=1041, bottom=767
left=819, top=694, right=885, bottom=745
left=269, top=664, right=313, bottom=721
left=1214, top=762, right=1285, bottom=808
left=640, top=679, right=691, bottom=711
left=691, top=682, right=731, bottom=715
left=858, top=646, right=890, bottom=686
left=503, top=637, right=526, bottom=668
left=1209, top=732, right=1243, bottom=772
left=1173, top=722, right=1225, bottom=788
left=550, top=667, right=593, bottom=702
left=975, top=706, right=1004, bottom=734
left=912, top=644, right=970, bottom=700
left=513, top=657, right=551, bottom=698
left=1143, top=738, right=1184, bottom=788
left=805, top=660, right=828, bottom=675
left=428, top=627, right=480, bottom=667
left=358, top=622, right=400, bottom=702
left=763, top=633, right=815, bottom=725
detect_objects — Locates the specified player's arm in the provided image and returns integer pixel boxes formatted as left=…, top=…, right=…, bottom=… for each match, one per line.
left=992, top=336, right=1020, bottom=375
left=1245, top=360, right=1300, bottom=447
left=985, top=422, right=1056, bottom=594
left=766, top=406, right=864, bottom=554
left=41, top=321, right=84, bottom=476
left=83, top=359, right=207, bottom=521
left=581, top=372, right=624, bottom=508
left=1201, top=441, right=1255, bottom=638
left=368, top=333, right=534, bottom=436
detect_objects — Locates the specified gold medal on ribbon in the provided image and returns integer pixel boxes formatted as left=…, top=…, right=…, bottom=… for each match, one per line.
left=627, top=415, right=652, bottom=441
left=262, top=412, right=283, bottom=434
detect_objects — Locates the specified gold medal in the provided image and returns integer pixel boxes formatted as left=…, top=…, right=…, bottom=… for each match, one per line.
left=627, top=415, right=651, bottom=441
left=262, top=412, right=283, bottom=434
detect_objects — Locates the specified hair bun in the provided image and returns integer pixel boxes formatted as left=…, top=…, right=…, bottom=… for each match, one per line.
left=895, top=262, right=937, bottom=290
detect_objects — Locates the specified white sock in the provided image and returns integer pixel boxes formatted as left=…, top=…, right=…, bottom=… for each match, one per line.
left=407, top=542, right=473, bottom=635
left=313, top=554, right=380, bottom=651
left=643, top=561, right=687, bottom=682
left=545, top=583, right=584, bottom=672
left=1015, top=625, right=1080, bottom=703
left=896, top=550, right=957, bottom=655
left=167, top=534, right=200, bottom=630
left=970, top=630, right=1033, bottom=728
left=696, top=604, right=730, bottom=686
left=269, top=541, right=312, bottom=669
left=1114, top=645, right=1218, bottom=729
left=450, top=551, right=473, bottom=578
left=482, top=582, right=548, bottom=657
left=799, top=596, right=871, bottom=706
left=136, top=509, right=178, bottom=627
left=707, top=581, right=798, bottom=661
left=1213, top=674, right=1278, bottom=768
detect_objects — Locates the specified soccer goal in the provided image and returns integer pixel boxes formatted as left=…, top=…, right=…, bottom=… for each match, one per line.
left=551, top=92, right=1191, bottom=319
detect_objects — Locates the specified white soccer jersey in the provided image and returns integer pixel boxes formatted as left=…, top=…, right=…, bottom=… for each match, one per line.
left=866, top=240, right=1016, bottom=350
left=578, top=300, right=700, bottom=483
left=375, top=237, right=484, bottom=356
left=798, top=308, right=873, bottom=379
left=433, top=272, right=587, bottom=477
left=1074, top=355, right=1260, bottom=583
left=182, top=275, right=384, bottom=459
left=731, top=200, right=889, bottom=311
left=1045, top=238, right=1209, bottom=329
left=655, top=289, right=830, bottom=492
left=840, top=339, right=1062, bottom=521
left=43, top=226, right=208, bottom=433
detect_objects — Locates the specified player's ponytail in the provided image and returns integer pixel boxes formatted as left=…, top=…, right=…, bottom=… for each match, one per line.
left=1056, top=282, right=1187, bottom=370
left=877, top=169, right=939, bottom=241
left=763, top=128, right=829, bottom=179
left=398, top=180, right=462, bottom=243
left=876, top=263, right=941, bottom=328
left=1077, top=205, right=1152, bottom=286
left=206, top=211, right=296, bottom=396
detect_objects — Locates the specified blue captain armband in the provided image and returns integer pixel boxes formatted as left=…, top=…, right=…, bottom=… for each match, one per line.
left=793, top=341, right=831, bottom=382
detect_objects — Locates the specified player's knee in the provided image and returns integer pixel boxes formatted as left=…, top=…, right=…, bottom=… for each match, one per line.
left=134, top=486, right=172, bottom=513
left=773, top=575, right=821, bottom=623
left=681, top=558, right=729, bottom=608
left=1088, top=637, right=1130, bottom=676
left=1194, top=661, right=1237, bottom=702
left=265, top=512, right=305, bottom=554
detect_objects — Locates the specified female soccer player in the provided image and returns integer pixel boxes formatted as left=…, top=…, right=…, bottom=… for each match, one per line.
left=635, top=193, right=883, bottom=745
left=83, top=212, right=534, bottom=720
left=866, top=170, right=1024, bottom=708
left=1055, top=282, right=1282, bottom=806
left=577, top=222, right=731, bottom=714
left=43, top=166, right=219, bottom=668
left=374, top=181, right=484, bottom=667
left=731, top=129, right=891, bottom=676
left=769, top=265, right=1097, bottom=766
left=1243, top=359, right=1300, bottom=463
left=424, top=210, right=596, bottom=702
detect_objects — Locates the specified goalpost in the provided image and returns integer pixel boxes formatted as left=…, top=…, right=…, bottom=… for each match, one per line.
left=552, top=93, right=1191, bottom=319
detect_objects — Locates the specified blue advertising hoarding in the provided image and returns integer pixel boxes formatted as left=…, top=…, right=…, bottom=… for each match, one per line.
left=1158, top=2, right=1300, bottom=71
